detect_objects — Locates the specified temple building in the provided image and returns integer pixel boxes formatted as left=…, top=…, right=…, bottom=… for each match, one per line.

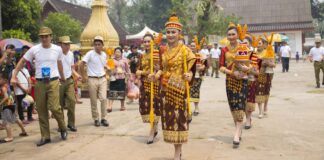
left=218, top=0, right=314, bottom=56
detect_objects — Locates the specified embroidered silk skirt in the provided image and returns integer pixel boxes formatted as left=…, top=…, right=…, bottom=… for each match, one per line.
left=139, top=78, right=162, bottom=123
left=190, top=78, right=203, bottom=103
left=246, top=80, right=257, bottom=112
left=161, top=81, right=189, bottom=144
left=226, top=76, right=248, bottom=122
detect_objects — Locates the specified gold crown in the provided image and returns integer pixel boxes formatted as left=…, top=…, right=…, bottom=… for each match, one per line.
left=193, top=36, right=205, bottom=50
left=165, top=13, right=183, bottom=31
left=263, top=33, right=275, bottom=58
left=153, top=33, right=163, bottom=45
left=235, top=43, right=250, bottom=61
left=237, top=24, right=248, bottom=41
left=251, top=35, right=261, bottom=48
left=228, top=22, right=236, bottom=29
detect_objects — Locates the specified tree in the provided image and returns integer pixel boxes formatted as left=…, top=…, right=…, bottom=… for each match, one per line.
left=2, top=29, right=31, bottom=41
left=43, top=12, right=82, bottom=43
left=311, top=0, right=324, bottom=21
left=1, top=0, right=41, bottom=41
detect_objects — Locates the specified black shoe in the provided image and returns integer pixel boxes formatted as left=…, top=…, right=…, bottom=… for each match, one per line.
left=193, top=111, right=199, bottom=116
left=316, top=84, right=320, bottom=88
left=101, top=119, right=109, bottom=127
left=244, top=125, right=251, bottom=130
left=154, top=132, right=158, bottom=138
left=147, top=140, right=154, bottom=144
left=37, top=139, right=51, bottom=147
left=322, top=82, right=324, bottom=86
left=67, top=125, right=77, bottom=132
left=94, top=120, right=100, bottom=127
left=233, top=141, right=240, bottom=148
left=60, top=130, right=68, bottom=140
left=216, top=76, right=219, bottom=78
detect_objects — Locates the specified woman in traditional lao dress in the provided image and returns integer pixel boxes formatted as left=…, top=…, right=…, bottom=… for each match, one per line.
left=255, top=36, right=276, bottom=118
left=136, top=32, right=163, bottom=144
left=155, top=14, right=196, bottom=160
left=244, top=34, right=260, bottom=129
left=219, top=24, right=251, bottom=147
left=189, top=41, right=207, bottom=116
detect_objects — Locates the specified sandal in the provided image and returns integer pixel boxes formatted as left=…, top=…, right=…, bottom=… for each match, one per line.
left=19, top=132, right=28, bottom=137
left=107, top=108, right=112, bottom=113
left=120, top=107, right=126, bottom=111
left=0, top=138, right=13, bottom=143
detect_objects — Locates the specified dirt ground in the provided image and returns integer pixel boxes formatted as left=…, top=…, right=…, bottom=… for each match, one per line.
left=0, top=61, right=324, bottom=160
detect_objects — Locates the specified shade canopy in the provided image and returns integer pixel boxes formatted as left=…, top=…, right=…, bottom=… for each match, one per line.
left=126, top=26, right=159, bottom=40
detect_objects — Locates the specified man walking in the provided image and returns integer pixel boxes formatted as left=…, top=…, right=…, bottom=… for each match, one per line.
left=210, top=43, right=221, bottom=78
left=80, top=36, right=109, bottom=127
left=309, top=38, right=324, bottom=88
left=11, top=27, right=68, bottom=146
left=58, top=36, right=81, bottom=132
left=280, top=41, right=291, bottom=72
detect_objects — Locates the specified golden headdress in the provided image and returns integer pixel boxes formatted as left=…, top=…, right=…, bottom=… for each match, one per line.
left=237, top=24, right=248, bottom=41
left=193, top=36, right=206, bottom=50
left=144, top=31, right=153, bottom=38
left=165, top=13, right=183, bottom=31
left=227, top=23, right=248, bottom=42
left=251, top=35, right=261, bottom=48
left=153, top=33, right=163, bottom=45
left=263, top=33, right=275, bottom=59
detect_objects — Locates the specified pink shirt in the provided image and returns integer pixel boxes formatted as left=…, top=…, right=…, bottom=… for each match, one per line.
left=113, top=58, right=130, bottom=79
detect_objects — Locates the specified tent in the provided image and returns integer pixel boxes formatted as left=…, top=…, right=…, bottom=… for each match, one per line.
left=126, top=26, right=159, bottom=40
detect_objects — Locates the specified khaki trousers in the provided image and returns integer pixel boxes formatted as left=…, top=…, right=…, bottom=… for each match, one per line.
left=88, top=77, right=107, bottom=121
left=314, top=61, right=324, bottom=85
left=60, top=78, right=76, bottom=127
left=35, top=80, right=66, bottom=139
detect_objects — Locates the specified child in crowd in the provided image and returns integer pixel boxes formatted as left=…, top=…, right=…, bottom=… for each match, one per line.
left=0, top=72, right=28, bottom=143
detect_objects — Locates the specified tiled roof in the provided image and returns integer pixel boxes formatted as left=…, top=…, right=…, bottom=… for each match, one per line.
left=248, top=22, right=314, bottom=32
left=218, top=0, right=314, bottom=31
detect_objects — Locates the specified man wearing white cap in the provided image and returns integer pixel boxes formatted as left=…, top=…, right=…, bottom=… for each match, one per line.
left=80, top=36, right=109, bottom=127
left=309, top=38, right=324, bottom=88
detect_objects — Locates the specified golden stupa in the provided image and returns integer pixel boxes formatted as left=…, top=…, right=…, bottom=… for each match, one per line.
left=80, top=0, right=119, bottom=54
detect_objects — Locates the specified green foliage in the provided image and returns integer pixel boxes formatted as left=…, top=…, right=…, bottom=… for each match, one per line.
left=1, top=0, right=42, bottom=41
left=43, top=12, right=82, bottom=43
left=311, top=0, right=324, bottom=21
left=107, top=0, right=239, bottom=39
left=2, top=29, right=32, bottom=41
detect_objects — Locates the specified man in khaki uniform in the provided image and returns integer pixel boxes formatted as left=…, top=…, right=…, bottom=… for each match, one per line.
left=58, top=36, right=81, bottom=132
left=11, top=27, right=68, bottom=146
left=309, top=38, right=324, bottom=88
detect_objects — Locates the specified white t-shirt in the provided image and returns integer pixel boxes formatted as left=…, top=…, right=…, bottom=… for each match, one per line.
left=309, top=47, right=324, bottom=62
left=210, top=48, right=221, bottom=59
left=24, top=44, right=63, bottom=79
left=199, top=49, right=210, bottom=57
left=13, top=68, right=30, bottom=95
left=82, top=50, right=107, bottom=77
left=123, top=50, right=131, bottom=58
left=280, top=45, right=291, bottom=58
left=61, top=51, right=75, bottom=79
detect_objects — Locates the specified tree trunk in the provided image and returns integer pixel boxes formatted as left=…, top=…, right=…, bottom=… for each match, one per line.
left=0, top=0, right=2, bottom=39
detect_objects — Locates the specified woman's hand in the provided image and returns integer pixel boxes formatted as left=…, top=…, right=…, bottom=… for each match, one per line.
left=148, top=73, right=155, bottom=82
left=183, top=72, right=193, bottom=82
